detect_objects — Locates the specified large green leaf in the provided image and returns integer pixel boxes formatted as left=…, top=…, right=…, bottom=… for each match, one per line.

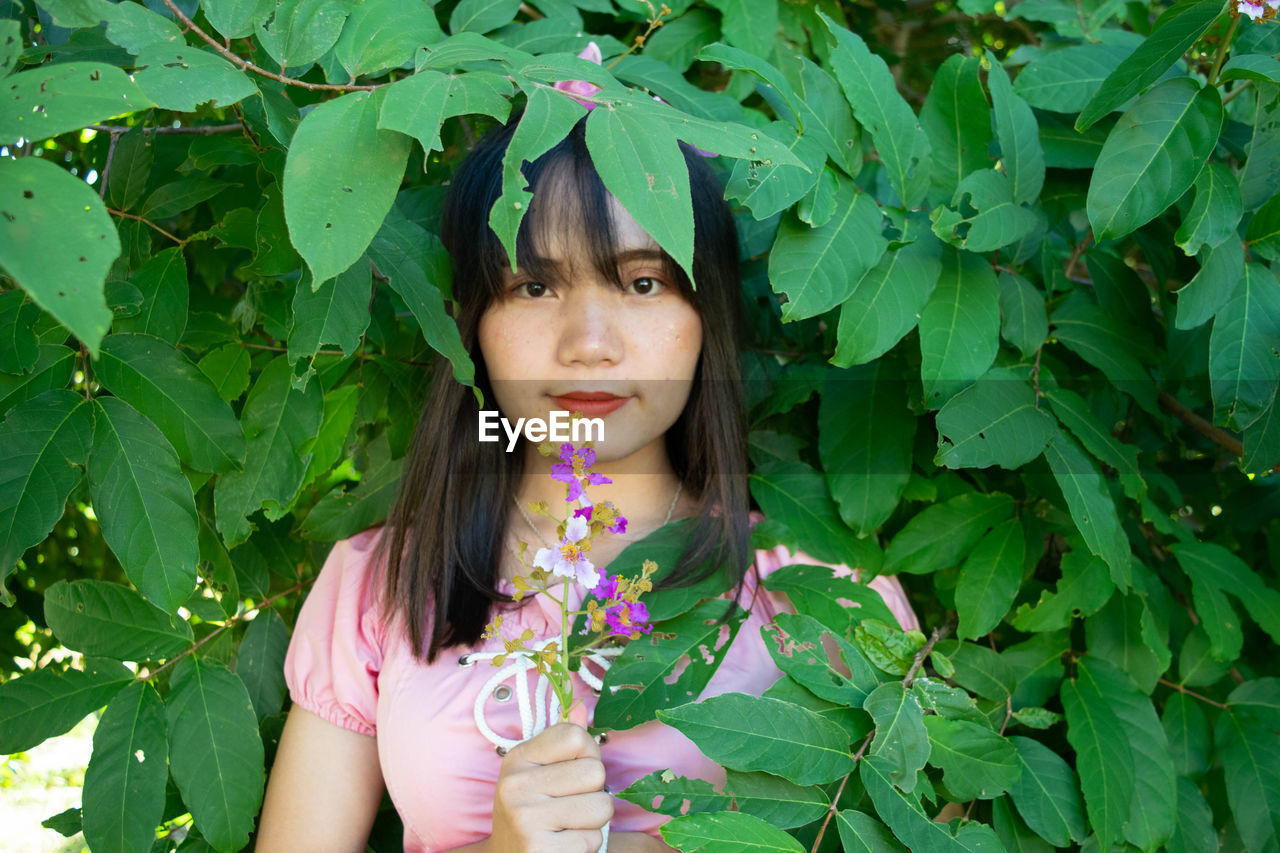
left=0, top=345, right=76, bottom=419
left=449, top=0, right=520, bottom=33
left=89, top=397, right=198, bottom=614
left=919, top=54, right=992, bottom=203
left=658, top=692, right=855, bottom=786
left=334, top=0, right=441, bottom=78
left=762, top=675, right=872, bottom=742
left=955, top=519, right=1025, bottom=641
left=0, top=290, right=38, bottom=374
left=1060, top=663, right=1135, bottom=849
left=116, top=248, right=188, bottom=345
left=934, top=367, right=1056, bottom=470
left=1042, top=429, right=1132, bottom=588
left=256, top=0, right=350, bottom=69
left=1010, top=546, right=1114, bottom=633
left=0, top=157, right=116, bottom=355
left=1012, top=42, right=1134, bottom=114
left=1175, top=162, right=1243, bottom=256
left=1042, top=383, right=1145, bottom=502
left=705, top=0, right=778, bottom=58
left=697, top=43, right=804, bottom=129
left=763, top=612, right=878, bottom=707
left=1008, top=736, right=1087, bottom=847
left=918, top=247, right=1000, bottom=409
left=0, top=61, right=152, bottom=145
left=96, top=333, right=246, bottom=475
left=822, top=13, right=930, bottom=208
left=379, top=69, right=512, bottom=154
left=1167, top=776, right=1218, bottom=853
left=0, top=390, right=92, bottom=599
left=749, top=458, right=879, bottom=571
left=1208, top=262, right=1280, bottom=431
left=660, top=810, right=806, bottom=852
left=1050, top=291, right=1158, bottom=414
left=585, top=98, right=694, bottom=283
left=1170, top=542, right=1280, bottom=649
left=725, top=123, right=824, bottom=221
left=931, top=169, right=1039, bottom=253
left=133, top=45, right=258, bottom=111
left=883, top=491, right=1014, bottom=575
left=233, top=608, right=289, bottom=722
left=924, top=715, right=1019, bottom=800
left=861, top=755, right=1003, bottom=850
left=594, top=598, right=746, bottom=731
left=287, top=259, right=372, bottom=366
left=617, top=770, right=731, bottom=818
left=987, top=50, right=1044, bottom=206
left=1086, top=78, right=1222, bottom=240
left=1076, top=0, right=1224, bottom=131
left=165, top=656, right=265, bottom=853
left=833, top=228, right=941, bottom=367
left=1247, top=193, right=1280, bottom=262
left=723, top=769, right=830, bottom=829
left=283, top=87, right=412, bottom=284
left=299, top=432, right=404, bottom=540
left=214, top=356, right=323, bottom=548
left=762, top=563, right=897, bottom=637
left=864, top=681, right=930, bottom=791
left=43, top=579, right=193, bottom=661
left=1217, top=702, right=1280, bottom=853
left=820, top=362, right=915, bottom=537
left=777, top=53, right=861, bottom=175
left=1162, top=691, right=1210, bottom=777
left=82, top=682, right=168, bottom=853
left=1240, top=84, right=1280, bottom=211
left=835, top=810, right=908, bottom=853
left=1083, top=591, right=1168, bottom=695
left=202, top=0, right=273, bottom=38
left=996, top=272, right=1048, bottom=359
left=1242, top=392, right=1280, bottom=475
left=0, top=659, right=134, bottom=754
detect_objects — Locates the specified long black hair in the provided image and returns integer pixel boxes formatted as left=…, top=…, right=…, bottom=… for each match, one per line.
left=376, top=115, right=751, bottom=663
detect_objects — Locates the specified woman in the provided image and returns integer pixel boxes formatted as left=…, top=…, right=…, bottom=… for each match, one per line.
left=255, top=115, right=917, bottom=853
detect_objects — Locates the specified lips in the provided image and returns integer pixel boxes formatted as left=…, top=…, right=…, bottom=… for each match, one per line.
left=549, top=391, right=630, bottom=417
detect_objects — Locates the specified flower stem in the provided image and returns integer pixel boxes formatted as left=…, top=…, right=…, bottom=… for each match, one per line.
left=1208, top=14, right=1239, bottom=87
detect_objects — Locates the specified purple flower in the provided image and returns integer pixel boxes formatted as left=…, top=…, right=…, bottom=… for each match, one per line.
left=604, top=599, right=652, bottom=639
left=532, top=514, right=600, bottom=589
left=551, top=443, right=611, bottom=503
left=609, top=516, right=627, bottom=535
left=594, top=573, right=620, bottom=601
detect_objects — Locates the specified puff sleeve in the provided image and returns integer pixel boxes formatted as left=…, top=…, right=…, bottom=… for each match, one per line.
left=282, top=529, right=387, bottom=737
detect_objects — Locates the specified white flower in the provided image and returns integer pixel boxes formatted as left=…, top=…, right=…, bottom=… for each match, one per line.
left=532, top=514, right=599, bottom=589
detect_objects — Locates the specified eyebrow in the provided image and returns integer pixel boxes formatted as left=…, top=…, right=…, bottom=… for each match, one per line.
left=517, top=247, right=668, bottom=269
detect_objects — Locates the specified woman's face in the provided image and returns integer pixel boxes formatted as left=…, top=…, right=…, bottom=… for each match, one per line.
left=476, top=192, right=702, bottom=467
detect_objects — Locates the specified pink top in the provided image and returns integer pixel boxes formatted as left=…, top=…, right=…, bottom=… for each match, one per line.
left=283, top=525, right=918, bottom=852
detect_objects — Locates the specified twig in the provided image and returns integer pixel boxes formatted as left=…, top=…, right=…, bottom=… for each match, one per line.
left=904, top=625, right=949, bottom=688
left=155, top=0, right=376, bottom=93
left=108, top=209, right=185, bottom=246
left=98, top=129, right=120, bottom=200
left=605, top=1, right=672, bottom=70
left=1064, top=229, right=1092, bottom=280
left=1159, top=678, right=1228, bottom=710
left=1222, top=79, right=1252, bottom=105
left=1207, top=14, right=1240, bottom=87
left=1155, top=389, right=1279, bottom=472
left=90, top=123, right=243, bottom=135
left=810, top=733, right=875, bottom=852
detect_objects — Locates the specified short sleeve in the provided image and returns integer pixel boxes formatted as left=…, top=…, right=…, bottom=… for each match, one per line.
left=283, top=530, right=387, bottom=737
left=750, top=539, right=920, bottom=633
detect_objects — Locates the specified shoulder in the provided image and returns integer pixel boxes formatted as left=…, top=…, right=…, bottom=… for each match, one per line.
left=303, top=527, right=395, bottom=644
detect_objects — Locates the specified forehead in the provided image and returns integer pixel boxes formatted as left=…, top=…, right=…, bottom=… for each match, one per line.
left=521, top=168, right=662, bottom=267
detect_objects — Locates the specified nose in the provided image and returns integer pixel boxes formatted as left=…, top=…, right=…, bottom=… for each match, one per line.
left=556, top=285, right=623, bottom=368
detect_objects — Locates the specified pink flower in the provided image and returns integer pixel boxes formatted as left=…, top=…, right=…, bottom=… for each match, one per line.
left=551, top=442, right=611, bottom=503
left=1239, top=0, right=1267, bottom=18
left=604, top=598, right=652, bottom=639
left=553, top=43, right=604, bottom=108
left=533, top=514, right=600, bottom=589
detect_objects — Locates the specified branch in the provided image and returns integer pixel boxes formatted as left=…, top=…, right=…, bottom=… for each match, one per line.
left=904, top=624, right=949, bottom=687
left=1157, top=389, right=1280, bottom=473
left=1064, top=229, right=1092, bottom=281
left=1159, top=678, right=1228, bottom=710
left=108, top=209, right=184, bottom=246
left=90, top=123, right=244, bottom=135
left=155, top=0, right=376, bottom=93
left=809, top=733, right=875, bottom=853
left=98, top=129, right=119, bottom=200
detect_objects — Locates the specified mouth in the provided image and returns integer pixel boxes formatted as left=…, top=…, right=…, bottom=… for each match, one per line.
left=549, top=391, right=631, bottom=417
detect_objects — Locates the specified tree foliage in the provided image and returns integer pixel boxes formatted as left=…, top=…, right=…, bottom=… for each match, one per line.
left=1, top=0, right=1279, bottom=850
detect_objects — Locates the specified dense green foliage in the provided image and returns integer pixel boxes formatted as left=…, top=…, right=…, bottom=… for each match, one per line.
left=1, top=0, right=1279, bottom=850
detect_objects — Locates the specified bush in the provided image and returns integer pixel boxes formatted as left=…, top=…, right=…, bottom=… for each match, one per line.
left=0, top=0, right=1278, bottom=850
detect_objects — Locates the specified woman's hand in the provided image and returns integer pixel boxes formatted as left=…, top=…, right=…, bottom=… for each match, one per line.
left=488, top=722, right=614, bottom=853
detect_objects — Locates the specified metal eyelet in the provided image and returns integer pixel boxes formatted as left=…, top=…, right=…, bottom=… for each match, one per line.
left=458, top=654, right=474, bottom=667
left=495, top=745, right=508, bottom=756
left=494, top=685, right=512, bottom=702
left=595, top=732, right=609, bottom=745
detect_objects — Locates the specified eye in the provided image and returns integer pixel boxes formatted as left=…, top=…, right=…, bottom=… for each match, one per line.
left=514, top=280, right=549, bottom=298
left=627, top=276, right=665, bottom=296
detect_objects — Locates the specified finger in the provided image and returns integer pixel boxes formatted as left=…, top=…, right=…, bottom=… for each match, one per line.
left=543, top=790, right=614, bottom=831
left=508, top=722, right=601, bottom=767
left=519, top=756, right=607, bottom=798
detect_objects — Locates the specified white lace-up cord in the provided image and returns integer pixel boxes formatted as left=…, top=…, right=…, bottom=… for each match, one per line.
left=461, top=639, right=624, bottom=851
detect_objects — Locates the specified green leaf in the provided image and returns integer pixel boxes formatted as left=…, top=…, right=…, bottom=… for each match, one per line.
left=955, top=518, right=1025, bottom=640
left=762, top=563, right=897, bottom=637
left=820, top=362, right=915, bottom=537
left=89, top=397, right=198, bottom=614
left=658, top=692, right=856, bottom=785
left=697, top=43, right=805, bottom=130
left=763, top=612, right=878, bottom=706
left=992, top=795, right=1053, bottom=853
left=283, top=87, right=412, bottom=284
left=1003, top=630, right=1070, bottom=708
left=116, top=247, right=188, bottom=345
left=861, top=755, right=1003, bottom=851
left=918, top=247, right=1000, bottom=409
left=1060, top=665, right=1134, bottom=849
left=1083, top=591, right=1167, bottom=694
left=833, top=228, right=942, bottom=367
left=0, top=19, right=20, bottom=77
left=0, top=156, right=116, bottom=355
left=1042, top=384, right=1145, bottom=502
left=96, top=333, right=246, bottom=475
left=1217, top=702, right=1280, bottom=853
left=233, top=608, right=288, bottom=722
left=299, top=432, right=403, bottom=540
left=43, top=578, right=193, bottom=660
left=1170, top=541, right=1280, bottom=649
left=924, top=715, right=1019, bottom=800
left=1221, top=54, right=1280, bottom=85
left=1167, top=776, right=1218, bottom=853
left=595, top=598, right=746, bottom=731
left=723, top=769, right=831, bottom=829
left=705, top=0, right=778, bottom=58
left=379, top=69, right=512, bottom=154
left=335, top=0, right=440, bottom=78
left=996, top=272, right=1048, bottom=360
left=1209, top=262, right=1280, bottom=431
left=133, top=45, right=258, bottom=111
left=763, top=675, right=872, bottom=742
left=1008, top=736, right=1087, bottom=847
left=1247, top=193, right=1280, bottom=262
left=449, top=0, right=520, bottom=33
left=777, top=53, right=861, bottom=176
left=864, top=681, right=930, bottom=790
left=367, top=208, right=475, bottom=387
left=256, top=0, right=349, bottom=69
left=0, top=345, right=76, bottom=419
left=835, top=809, right=908, bottom=853
left=822, top=13, right=930, bottom=208
left=600, top=518, right=732, bottom=622
left=1086, top=78, right=1223, bottom=240
left=1038, top=112, right=1108, bottom=169
left=202, top=0, right=274, bottom=38
left=1176, top=162, right=1243, bottom=256
left=1012, top=42, right=1135, bottom=114
left=935, top=367, right=1057, bottom=470
left=0, top=290, right=39, bottom=374
left=165, top=656, right=265, bottom=853
left=855, top=619, right=925, bottom=676
left=0, top=61, right=152, bottom=145
left=585, top=99, right=694, bottom=283
left=1242, top=392, right=1280, bottom=475
left=987, top=51, right=1044, bottom=207
left=936, top=639, right=1018, bottom=701
left=1240, top=82, right=1280, bottom=211
left=644, top=8, right=718, bottom=72
left=931, top=169, right=1040, bottom=253
left=912, top=678, right=990, bottom=728
left=197, top=344, right=252, bottom=404
left=1042, top=430, right=1132, bottom=587
left=749, top=458, right=879, bottom=571
left=1011, top=547, right=1114, bottom=632
left=1050, top=291, right=1157, bottom=414
left=617, top=770, right=731, bottom=818
left=771, top=177, right=885, bottom=321
left=725, top=123, right=824, bottom=221
left=0, top=660, right=133, bottom=754
left=0, top=390, right=92, bottom=595
left=884, top=491, right=1014, bottom=575
left=660, top=810, right=805, bottom=852
left=1162, top=691, right=1210, bottom=777
left=288, top=260, right=371, bottom=365
left=139, top=175, right=230, bottom=221
left=82, top=682, right=168, bottom=853
left=920, top=54, right=992, bottom=203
